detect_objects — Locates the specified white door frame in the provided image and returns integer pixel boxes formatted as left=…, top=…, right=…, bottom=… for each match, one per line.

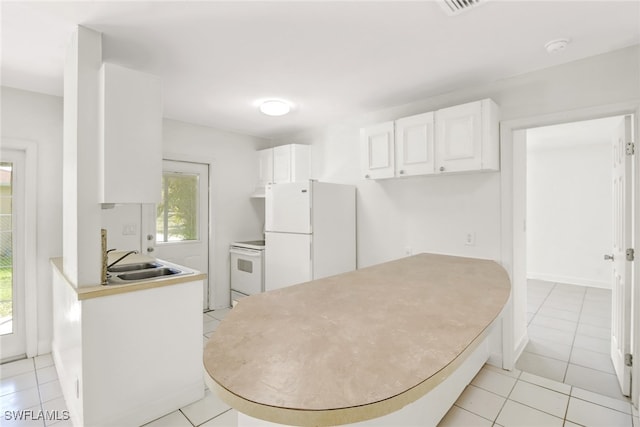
left=160, top=152, right=215, bottom=309
left=500, top=101, right=640, bottom=407
left=0, top=139, right=38, bottom=359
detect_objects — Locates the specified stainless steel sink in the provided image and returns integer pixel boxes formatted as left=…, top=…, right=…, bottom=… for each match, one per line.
left=107, top=262, right=162, bottom=273
left=115, top=268, right=182, bottom=281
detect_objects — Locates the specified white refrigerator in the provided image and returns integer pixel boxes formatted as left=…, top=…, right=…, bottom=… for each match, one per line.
left=265, top=180, right=356, bottom=291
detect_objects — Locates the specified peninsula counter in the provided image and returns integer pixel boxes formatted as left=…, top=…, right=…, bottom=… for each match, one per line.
left=204, top=253, right=511, bottom=426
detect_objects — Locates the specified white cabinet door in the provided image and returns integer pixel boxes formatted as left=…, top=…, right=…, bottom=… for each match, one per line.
left=395, top=112, right=435, bottom=176
left=272, top=144, right=310, bottom=184
left=289, top=144, right=311, bottom=182
left=435, top=100, right=483, bottom=173
left=257, top=148, right=273, bottom=187
left=100, top=62, right=162, bottom=204
left=361, top=121, right=395, bottom=179
left=273, top=145, right=291, bottom=184
left=435, top=99, right=499, bottom=173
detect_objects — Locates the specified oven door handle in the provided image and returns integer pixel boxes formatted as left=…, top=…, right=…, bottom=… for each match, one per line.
left=230, top=247, right=262, bottom=257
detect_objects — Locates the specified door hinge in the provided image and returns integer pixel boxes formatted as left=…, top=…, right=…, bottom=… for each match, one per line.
left=626, top=142, right=635, bottom=155
left=625, top=353, right=633, bottom=367
left=627, top=248, right=635, bottom=261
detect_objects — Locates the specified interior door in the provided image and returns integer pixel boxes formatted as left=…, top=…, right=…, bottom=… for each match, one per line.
left=610, top=115, right=633, bottom=396
left=0, top=149, right=26, bottom=361
left=146, top=160, right=210, bottom=310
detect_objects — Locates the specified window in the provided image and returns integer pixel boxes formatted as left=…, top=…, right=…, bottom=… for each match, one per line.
left=156, top=172, right=199, bottom=242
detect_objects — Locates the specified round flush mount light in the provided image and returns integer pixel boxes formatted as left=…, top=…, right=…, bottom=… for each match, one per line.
left=545, top=38, right=570, bottom=54
left=259, top=99, right=292, bottom=116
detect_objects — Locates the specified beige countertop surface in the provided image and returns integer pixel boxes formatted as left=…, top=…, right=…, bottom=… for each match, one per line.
left=51, top=252, right=206, bottom=300
left=203, top=253, right=511, bottom=426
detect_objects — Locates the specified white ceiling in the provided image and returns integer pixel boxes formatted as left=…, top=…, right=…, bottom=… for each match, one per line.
left=2, top=1, right=639, bottom=139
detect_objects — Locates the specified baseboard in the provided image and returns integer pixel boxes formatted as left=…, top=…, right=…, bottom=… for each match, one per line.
left=513, top=330, right=529, bottom=363
left=89, top=380, right=204, bottom=427
left=527, top=273, right=611, bottom=289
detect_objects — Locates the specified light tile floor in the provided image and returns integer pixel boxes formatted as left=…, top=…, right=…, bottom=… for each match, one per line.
left=2, top=305, right=637, bottom=426
left=440, top=364, right=637, bottom=427
left=516, top=279, right=629, bottom=402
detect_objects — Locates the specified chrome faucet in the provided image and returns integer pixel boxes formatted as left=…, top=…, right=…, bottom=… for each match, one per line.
left=108, top=250, right=139, bottom=269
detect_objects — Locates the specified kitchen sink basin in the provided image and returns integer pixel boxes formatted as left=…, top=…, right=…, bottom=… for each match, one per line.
left=115, top=268, right=182, bottom=281
left=107, top=262, right=162, bottom=273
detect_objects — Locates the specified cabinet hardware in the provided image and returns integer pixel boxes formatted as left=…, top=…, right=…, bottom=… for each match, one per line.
left=439, top=166, right=445, bottom=172
left=604, top=254, right=614, bottom=261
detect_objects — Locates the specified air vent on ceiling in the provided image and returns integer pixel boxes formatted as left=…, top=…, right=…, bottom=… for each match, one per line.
left=439, top=0, right=486, bottom=16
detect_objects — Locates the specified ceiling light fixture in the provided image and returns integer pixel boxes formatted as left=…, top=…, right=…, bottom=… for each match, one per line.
left=545, top=38, right=570, bottom=54
left=259, top=99, right=292, bottom=116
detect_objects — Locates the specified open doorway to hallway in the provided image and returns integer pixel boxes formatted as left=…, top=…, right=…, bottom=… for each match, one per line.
left=520, top=280, right=622, bottom=399
left=514, top=116, right=631, bottom=403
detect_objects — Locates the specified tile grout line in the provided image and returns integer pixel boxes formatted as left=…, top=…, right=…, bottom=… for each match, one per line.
left=562, top=282, right=587, bottom=384
left=31, top=357, right=48, bottom=427
left=178, top=408, right=197, bottom=427
left=196, top=408, right=233, bottom=427
left=490, top=368, right=521, bottom=424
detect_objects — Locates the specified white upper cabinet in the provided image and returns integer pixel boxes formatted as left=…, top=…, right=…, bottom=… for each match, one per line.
left=361, top=122, right=395, bottom=179
left=253, top=144, right=311, bottom=197
left=99, top=63, right=162, bottom=204
left=361, top=98, right=499, bottom=179
left=435, top=99, right=499, bottom=173
left=257, top=148, right=273, bottom=188
left=273, top=144, right=311, bottom=184
left=395, top=112, right=435, bottom=176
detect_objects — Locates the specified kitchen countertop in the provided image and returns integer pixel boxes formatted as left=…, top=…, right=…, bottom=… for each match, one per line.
left=203, top=253, right=511, bottom=426
left=51, top=252, right=206, bottom=300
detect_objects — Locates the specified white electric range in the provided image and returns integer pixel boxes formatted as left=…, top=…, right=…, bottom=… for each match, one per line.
left=230, top=240, right=265, bottom=303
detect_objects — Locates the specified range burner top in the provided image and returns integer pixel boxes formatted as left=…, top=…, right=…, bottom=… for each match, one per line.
left=232, top=240, right=266, bottom=250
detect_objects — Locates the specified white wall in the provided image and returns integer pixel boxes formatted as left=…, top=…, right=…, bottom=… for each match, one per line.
left=101, top=204, right=142, bottom=252
left=277, top=45, right=639, bottom=366
left=163, top=119, right=268, bottom=309
left=1, top=86, right=63, bottom=354
left=527, top=138, right=613, bottom=288
left=277, top=45, right=639, bottom=272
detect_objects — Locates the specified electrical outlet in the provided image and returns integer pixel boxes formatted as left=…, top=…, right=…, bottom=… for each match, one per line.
left=465, top=232, right=476, bottom=246
left=122, top=223, right=137, bottom=236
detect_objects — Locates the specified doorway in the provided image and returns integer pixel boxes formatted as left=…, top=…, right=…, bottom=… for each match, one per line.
left=143, top=159, right=211, bottom=310
left=0, top=149, right=26, bottom=362
left=512, top=116, right=632, bottom=402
